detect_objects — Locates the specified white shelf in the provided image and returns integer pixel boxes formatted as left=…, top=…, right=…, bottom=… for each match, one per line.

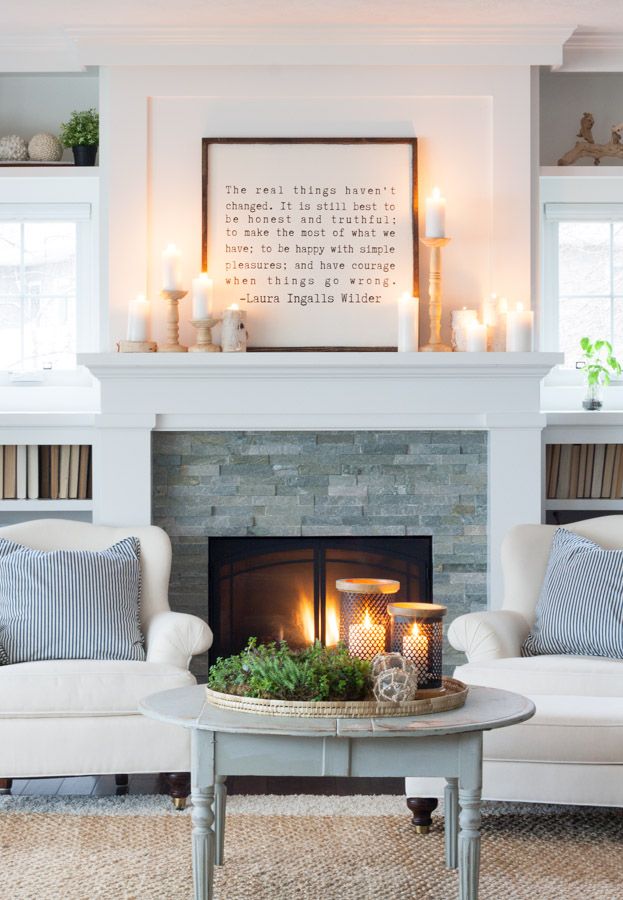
left=0, top=500, right=92, bottom=511
left=0, top=166, right=98, bottom=178
left=540, top=166, right=623, bottom=177
left=544, top=499, right=623, bottom=510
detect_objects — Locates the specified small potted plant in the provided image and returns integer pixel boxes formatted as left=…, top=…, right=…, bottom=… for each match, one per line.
left=578, top=337, right=621, bottom=410
left=59, top=108, right=99, bottom=166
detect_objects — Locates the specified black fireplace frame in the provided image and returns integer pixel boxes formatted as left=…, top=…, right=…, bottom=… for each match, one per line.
left=208, top=535, right=433, bottom=661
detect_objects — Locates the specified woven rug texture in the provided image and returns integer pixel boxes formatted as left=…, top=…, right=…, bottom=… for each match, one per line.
left=0, top=795, right=621, bottom=900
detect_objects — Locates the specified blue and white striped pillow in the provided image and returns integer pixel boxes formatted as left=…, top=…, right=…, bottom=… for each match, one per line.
left=0, top=642, right=8, bottom=666
left=0, top=537, right=145, bottom=665
left=523, top=527, right=623, bottom=659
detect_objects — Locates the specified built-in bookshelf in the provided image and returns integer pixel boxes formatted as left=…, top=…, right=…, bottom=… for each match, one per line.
left=0, top=444, right=92, bottom=504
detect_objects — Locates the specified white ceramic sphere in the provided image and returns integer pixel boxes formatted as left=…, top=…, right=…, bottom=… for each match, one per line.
left=0, top=134, right=29, bottom=161
left=28, top=133, right=63, bottom=162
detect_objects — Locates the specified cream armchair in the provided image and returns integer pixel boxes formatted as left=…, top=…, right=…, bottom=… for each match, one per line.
left=406, top=516, right=623, bottom=816
left=0, top=520, right=212, bottom=804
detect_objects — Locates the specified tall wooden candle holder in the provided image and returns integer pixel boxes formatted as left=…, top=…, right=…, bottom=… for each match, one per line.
left=420, top=237, right=452, bottom=352
left=190, top=318, right=221, bottom=353
left=160, top=289, right=188, bottom=353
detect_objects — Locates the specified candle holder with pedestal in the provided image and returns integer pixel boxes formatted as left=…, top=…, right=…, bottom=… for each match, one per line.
left=420, top=237, right=452, bottom=352
left=388, top=602, right=447, bottom=690
left=160, top=289, right=188, bottom=353
left=190, top=318, right=222, bottom=353
left=336, top=578, right=399, bottom=660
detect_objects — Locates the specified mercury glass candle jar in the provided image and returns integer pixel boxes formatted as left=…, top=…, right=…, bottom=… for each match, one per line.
left=387, top=602, right=447, bottom=689
left=336, top=578, right=400, bottom=660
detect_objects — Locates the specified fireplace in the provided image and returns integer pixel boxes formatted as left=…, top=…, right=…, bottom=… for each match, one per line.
left=208, top=536, right=432, bottom=660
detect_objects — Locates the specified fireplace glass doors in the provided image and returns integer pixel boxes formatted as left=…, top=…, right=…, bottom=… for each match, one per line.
left=208, top=536, right=432, bottom=660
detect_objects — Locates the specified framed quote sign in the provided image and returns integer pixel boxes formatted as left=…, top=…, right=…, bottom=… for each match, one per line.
left=202, top=138, right=418, bottom=349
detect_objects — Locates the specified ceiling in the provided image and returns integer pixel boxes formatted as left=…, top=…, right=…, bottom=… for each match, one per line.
left=1, top=0, right=623, bottom=31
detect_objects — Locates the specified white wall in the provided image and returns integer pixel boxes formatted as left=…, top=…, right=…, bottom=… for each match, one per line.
left=101, top=65, right=534, bottom=351
left=540, top=69, right=623, bottom=167
left=0, top=72, right=99, bottom=162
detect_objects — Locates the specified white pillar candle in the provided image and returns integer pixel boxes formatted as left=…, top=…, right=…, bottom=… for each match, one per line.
left=466, top=320, right=487, bottom=353
left=221, top=304, right=248, bottom=352
left=506, top=303, right=534, bottom=352
left=192, top=273, right=213, bottom=320
left=162, top=243, right=182, bottom=291
left=425, top=187, right=446, bottom=238
left=397, top=293, right=419, bottom=352
left=402, top=622, right=428, bottom=685
left=348, top=611, right=386, bottom=660
left=490, top=296, right=508, bottom=352
left=451, top=308, right=478, bottom=352
left=126, top=293, right=150, bottom=342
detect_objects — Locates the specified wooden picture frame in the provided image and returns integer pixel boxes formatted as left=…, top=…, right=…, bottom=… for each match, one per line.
left=202, top=138, right=418, bottom=350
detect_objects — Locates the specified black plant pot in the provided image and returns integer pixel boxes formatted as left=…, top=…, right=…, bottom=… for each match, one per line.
left=72, top=145, right=98, bottom=167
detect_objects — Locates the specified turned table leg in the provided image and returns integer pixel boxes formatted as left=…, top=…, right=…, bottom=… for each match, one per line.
left=444, top=777, right=459, bottom=869
left=0, top=779, right=12, bottom=795
left=458, top=733, right=483, bottom=900
left=191, top=731, right=216, bottom=900
left=214, top=776, right=227, bottom=866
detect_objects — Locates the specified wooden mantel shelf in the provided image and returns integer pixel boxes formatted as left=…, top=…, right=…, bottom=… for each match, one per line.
left=78, top=352, right=562, bottom=431
left=80, top=351, right=562, bottom=381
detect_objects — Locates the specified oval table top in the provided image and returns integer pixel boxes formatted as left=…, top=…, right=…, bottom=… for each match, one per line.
left=140, top=684, right=535, bottom=739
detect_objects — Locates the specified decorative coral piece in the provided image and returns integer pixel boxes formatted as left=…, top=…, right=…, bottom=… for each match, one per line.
left=371, top=653, right=419, bottom=702
left=0, top=135, right=28, bottom=161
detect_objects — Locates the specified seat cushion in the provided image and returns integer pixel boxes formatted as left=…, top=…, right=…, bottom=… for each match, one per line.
left=455, top=654, right=623, bottom=697
left=0, top=659, right=195, bottom=717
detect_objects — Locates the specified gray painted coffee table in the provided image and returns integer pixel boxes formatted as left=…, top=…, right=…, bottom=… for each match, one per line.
left=140, top=685, right=534, bottom=900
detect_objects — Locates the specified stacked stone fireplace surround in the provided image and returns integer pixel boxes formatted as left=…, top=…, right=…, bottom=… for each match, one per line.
left=152, top=429, right=487, bottom=683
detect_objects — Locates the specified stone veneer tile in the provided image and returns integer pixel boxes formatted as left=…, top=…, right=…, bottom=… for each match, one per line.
left=152, top=430, right=487, bottom=681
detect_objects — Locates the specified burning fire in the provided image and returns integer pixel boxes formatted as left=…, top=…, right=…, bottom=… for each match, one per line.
left=325, top=608, right=339, bottom=646
left=411, top=621, right=421, bottom=637
left=299, top=595, right=315, bottom=645
left=362, top=610, right=372, bottom=629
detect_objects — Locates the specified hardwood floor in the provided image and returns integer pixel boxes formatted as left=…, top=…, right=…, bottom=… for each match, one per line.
left=10, top=774, right=405, bottom=797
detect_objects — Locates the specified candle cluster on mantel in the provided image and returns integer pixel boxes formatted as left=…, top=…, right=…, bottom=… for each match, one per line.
left=123, top=243, right=246, bottom=353
left=450, top=294, right=534, bottom=353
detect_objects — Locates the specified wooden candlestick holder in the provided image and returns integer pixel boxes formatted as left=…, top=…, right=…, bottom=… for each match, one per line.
left=420, top=237, right=452, bottom=352
left=160, top=289, right=188, bottom=353
left=117, top=340, right=157, bottom=353
left=190, top=318, right=221, bottom=353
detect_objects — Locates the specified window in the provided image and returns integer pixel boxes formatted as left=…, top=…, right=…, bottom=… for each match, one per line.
left=543, top=203, right=623, bottom=368
left=0, top=203, right=92, bottom=371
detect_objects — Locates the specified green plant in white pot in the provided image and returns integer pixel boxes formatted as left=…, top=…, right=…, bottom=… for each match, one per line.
left=578, top=337, right=621, bottom=410
left=59, top=108, right=99, bottom=166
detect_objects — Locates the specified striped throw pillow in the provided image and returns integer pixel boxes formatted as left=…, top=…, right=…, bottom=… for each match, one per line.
left=523, top=528, right=623, bottom=659
left=0, top=642, right=8, bottom=666
left=0, top=537, right=145, bottom=664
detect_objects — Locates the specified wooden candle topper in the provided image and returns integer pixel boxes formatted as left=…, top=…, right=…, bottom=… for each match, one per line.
left=420, top=237, right=452, bottom=352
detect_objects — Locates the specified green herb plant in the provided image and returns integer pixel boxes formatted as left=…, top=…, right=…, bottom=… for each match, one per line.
left=59, top=109, right=99, bottom=147
left=579, top=337, right=621, bottom=410
left=208, top=638, right=372, bottom=702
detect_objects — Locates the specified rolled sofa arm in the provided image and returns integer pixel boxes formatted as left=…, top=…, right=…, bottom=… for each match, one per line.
left=448, top=610, right=531, bottom=663
left=146, top=611, right=213, bottom=669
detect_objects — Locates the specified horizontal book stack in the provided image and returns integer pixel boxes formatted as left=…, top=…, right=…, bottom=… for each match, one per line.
left=0, top=445, right=92, bottom=501
left=546, top=444, right=623, bottom=500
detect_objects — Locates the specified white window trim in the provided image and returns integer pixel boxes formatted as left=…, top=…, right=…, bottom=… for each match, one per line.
left=0, top=178, right=99, bottom=381
left=541, top=199, right=623, bottom=385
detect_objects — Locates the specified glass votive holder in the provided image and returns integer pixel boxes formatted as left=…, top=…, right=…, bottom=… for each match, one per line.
left=336, top=578, right=400, bottom=660
left=387, top=602, right=447, bottom=690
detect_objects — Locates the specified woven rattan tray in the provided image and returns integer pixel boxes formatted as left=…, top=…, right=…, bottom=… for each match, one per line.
left=205, top=677, right=468, bottom=718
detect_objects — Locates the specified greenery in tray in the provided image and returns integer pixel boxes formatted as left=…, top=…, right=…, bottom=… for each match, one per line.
left=59, top=108, right=99, bottom=147
left=208, top=638, right=372, bottom=702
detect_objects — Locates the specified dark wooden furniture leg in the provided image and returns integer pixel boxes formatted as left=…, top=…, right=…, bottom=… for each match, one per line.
left=115, top=774, right=129, bottom=786
left=165, top=772, right=191, bottom=810
left=0, top=779, right=12, bottom=795
left=406, top=796, right=439, bottom=833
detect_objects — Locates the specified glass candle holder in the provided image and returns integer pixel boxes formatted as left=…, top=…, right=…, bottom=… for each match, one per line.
left=387, top=602, right=447, bottom=689
left=336, top=578, right=400, bottom=660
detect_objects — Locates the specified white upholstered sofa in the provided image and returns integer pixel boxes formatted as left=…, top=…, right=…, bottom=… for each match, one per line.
left=406, top=515, right=623, bottom=808
left=0, top=520, right=212, bottom=798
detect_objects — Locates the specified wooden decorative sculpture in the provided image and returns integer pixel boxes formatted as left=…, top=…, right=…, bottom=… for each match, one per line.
left=559, top=113, right=623, bottom=166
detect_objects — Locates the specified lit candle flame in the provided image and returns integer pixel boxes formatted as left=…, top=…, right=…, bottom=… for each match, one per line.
left=432, top=186, right=441, bottom=200
left=411, top=621, right=420, bottom=637
left=363, top=610, right=372, bottom=629
left=516, top=301, right=524, bottom=312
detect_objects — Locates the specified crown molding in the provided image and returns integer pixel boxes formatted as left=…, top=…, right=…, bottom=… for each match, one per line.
left=65, top=24, right=575, bottom=67
left=557, top=29, right=623, bottom=71
left=0, top=31, right=82, bottom=72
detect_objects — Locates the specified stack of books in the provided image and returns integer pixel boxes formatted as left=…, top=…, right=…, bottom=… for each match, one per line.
left=546, top=444, right=623, bottom=500
left=0, top=445, right=92, bottom=500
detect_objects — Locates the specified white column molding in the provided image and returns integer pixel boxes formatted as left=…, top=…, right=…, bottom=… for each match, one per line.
left=92, top=414, right=156, bottom=526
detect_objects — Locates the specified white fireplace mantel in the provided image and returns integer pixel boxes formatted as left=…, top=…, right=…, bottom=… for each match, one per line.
left=79, top=352, right=562, bottom=431
left=78, top=351, right=562, bottom=609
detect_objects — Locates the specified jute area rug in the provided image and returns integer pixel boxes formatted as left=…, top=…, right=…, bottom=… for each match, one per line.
left=0, top=794, right=621, bottom=900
